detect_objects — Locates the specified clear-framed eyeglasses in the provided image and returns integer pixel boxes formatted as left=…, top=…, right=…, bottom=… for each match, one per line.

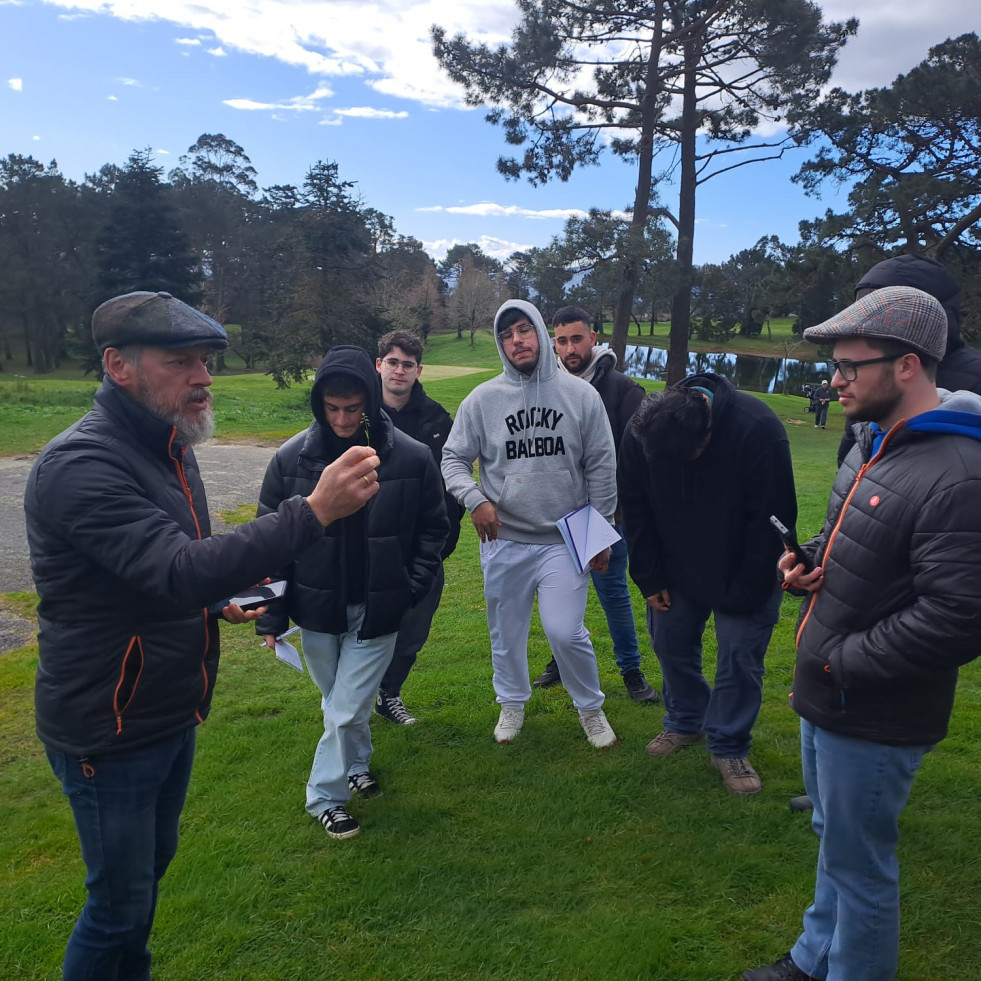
left=381, top=358, right=419, bottom=372
left=499, top=323, right=536, bottom=342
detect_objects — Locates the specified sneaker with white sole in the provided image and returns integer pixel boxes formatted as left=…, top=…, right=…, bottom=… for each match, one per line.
left=494, top=705, right=524, bottom=743
left=711, top=755, right=762, bottom=796
left=579, top=708, right=619, bottom=748
left=317, top=805, right=360, bottom=839
left=375, top=693, right=419, bottom=726
left=348, top=772, right=382, bottom=799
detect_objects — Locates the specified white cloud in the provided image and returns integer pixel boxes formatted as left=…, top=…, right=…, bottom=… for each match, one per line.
left=107, top=94, right=118, bottom=101
left=224, top=83, right=333, bottom=113
left=156, top=148, right=170, bottom=155
left=174, top=37, right=200, bottom=46
left=423, top=234, right=535, bottom=263
left=8, top=77, right=23, bottom=91
left=32, top=134, right=40, bottom=141
left=333, top=106, right=408, bottom=120
left=206, top=46, right=226, bottom=57
left=418, top=202, right=632, bottom=223
left=117, top=77, right=141, bottom=87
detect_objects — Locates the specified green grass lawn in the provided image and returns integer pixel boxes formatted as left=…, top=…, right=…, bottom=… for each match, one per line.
left=2, top=351, right=979, bottom=979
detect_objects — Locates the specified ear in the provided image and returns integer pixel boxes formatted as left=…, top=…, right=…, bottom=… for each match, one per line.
left=416, top=364, right=423, bottom=379
left=375, top=357, right=383, bottom=373
left=896, top=352, right=921, bottom=381
left=103, top=348, right=139, bottom=394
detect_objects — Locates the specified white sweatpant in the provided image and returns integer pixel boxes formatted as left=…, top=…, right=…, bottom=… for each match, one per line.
left=479, top=539, right=604, bottom=711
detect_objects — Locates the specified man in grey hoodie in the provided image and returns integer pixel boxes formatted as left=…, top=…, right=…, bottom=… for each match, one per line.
left=441, top=300, right=620, bottom=748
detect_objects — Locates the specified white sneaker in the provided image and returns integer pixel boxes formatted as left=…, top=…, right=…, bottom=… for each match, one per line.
left=579, top=708, right=618, bottom=748
left=494, top=705, right=524, bottom=743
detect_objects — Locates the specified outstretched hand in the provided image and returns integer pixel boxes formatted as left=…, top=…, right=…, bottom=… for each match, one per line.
left=306, top=445, right=380, bottom=526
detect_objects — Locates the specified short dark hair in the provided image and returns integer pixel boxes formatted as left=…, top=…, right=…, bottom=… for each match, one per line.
left=377, top=330, right=423, bottom=363
left=864, top=337, right=939, bottom=382
left=631, top=387, right=712, bottom=462
left=321, top=374, right=366, bottom=400
left=552, top=305, right=591, bottom=329
left=497, top=307, right=530, bottom=334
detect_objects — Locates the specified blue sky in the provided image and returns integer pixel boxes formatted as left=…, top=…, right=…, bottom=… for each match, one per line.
left=1, top=0, right=976, bottom=265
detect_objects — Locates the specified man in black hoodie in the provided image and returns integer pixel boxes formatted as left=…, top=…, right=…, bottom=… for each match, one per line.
left=836, top=253, right=981, bottom=465
left=618, top=374, right=797, bottom=795
left=257, top=346, right=448, bottom=839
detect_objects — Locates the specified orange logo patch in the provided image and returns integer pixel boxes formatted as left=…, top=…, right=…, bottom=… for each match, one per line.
left=869, top=495, right=881, bottom=507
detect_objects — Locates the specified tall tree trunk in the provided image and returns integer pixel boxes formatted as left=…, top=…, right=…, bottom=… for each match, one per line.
left=667, top=35, right=700, bottom=386
left=610, top=6, right=665, bottom=370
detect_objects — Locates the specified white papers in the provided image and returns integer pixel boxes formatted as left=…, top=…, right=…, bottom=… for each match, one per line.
left=260, top=626, right=304, bottom=673
left=555, top=505, right=621, bottom=574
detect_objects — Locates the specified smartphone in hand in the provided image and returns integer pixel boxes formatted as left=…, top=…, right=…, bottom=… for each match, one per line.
left=769, top=516, right=814, bottom=574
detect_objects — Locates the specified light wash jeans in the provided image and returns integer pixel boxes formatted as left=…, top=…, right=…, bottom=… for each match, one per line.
left=480, top=539, right=604, bottom=711
left=589, top=526, right=642, bottom=675
left=791, top=720, right=930, bottom=981
left=301, top=605, right=397, bottom=817
left=646, top=585, right=782, bottom=757
left=46, top=726, right=196, bottom=981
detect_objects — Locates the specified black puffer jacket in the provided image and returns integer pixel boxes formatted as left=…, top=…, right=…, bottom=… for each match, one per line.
left=384, top=380, right=465, bottom=559
left=590, top=349, right=645, bottom=453
left=255, top=347, right=448, bottom=640
left=792, top=392, right=981, bottom=745
left=26, top=379, right=324, bottom=756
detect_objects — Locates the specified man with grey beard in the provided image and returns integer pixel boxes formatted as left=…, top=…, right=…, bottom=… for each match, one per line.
left=24, top=290, right=382, bottom=981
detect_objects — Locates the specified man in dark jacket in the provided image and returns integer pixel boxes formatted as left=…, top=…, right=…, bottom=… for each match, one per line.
left=257, top=346, right=448, bottom=839
left=372, top=330, right=465, bottom=726
left=836, top=253, right=981, bottom=465
left=25, top=291, right=381, bottom=981
left=745, top=287, right=981, bottom=981
left=533, top=306, right=659, bottom=702
left=618, top=373, right=797, bottom=795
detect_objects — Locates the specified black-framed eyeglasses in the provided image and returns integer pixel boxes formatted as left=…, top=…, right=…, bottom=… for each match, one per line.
left=828, top=355, right=901, bottom=382
left=381, top=357, right=419, bottom=372
left=499, top=323, right=536, bottom=342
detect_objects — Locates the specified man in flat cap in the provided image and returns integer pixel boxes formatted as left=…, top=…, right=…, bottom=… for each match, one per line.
left=743, top=285, right=981, bottom=981
left=25, top=291, right=382, bottom=980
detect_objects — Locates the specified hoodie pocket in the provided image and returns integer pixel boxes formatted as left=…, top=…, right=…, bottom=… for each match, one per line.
left=497, top=470, right=576, bottom=529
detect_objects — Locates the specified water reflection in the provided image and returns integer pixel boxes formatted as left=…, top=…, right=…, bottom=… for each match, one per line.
left=623, top=346, right=830, bottom=395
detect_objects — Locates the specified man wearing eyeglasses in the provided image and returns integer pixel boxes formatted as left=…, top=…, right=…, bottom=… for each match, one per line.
left=372, top=330, right=465, bottom=726
left=441, top=300, right=620, bottom=749
left=744, top=286, right=981, bottom=981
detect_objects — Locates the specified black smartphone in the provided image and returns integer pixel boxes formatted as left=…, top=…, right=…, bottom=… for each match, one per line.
left=228, top=580, right=287, bottom=610
left=768, top=516, right=814, bottom=574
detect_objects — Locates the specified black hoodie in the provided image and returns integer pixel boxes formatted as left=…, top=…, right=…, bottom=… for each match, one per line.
left=256, top=346, right=449, bottom=640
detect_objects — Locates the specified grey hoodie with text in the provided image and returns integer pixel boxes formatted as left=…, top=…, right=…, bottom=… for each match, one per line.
left=441, top=299, right=617, bottom=544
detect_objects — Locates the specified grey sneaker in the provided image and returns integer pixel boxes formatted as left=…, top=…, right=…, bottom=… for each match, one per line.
left=317, top=805, right=360, bottom=839
left=494, top=705, right=524, bottom=743
left=348, top=772, right=382, bottom=799
left=711, top=755, right=762, bottom=795
left=645, top=729, right=704, bottom=757
left=579, top=708, right=619, bottom=748
left=741, top=953, right=818, bottom=980
left=622, top=668, right=660, bottom=703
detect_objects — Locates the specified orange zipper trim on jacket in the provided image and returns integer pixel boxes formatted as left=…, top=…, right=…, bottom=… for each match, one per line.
left=794, top=420, right=907, bottom=650
left=168, top=430, right=210, bottom=712
left=113, top=635, right=146, bottom=734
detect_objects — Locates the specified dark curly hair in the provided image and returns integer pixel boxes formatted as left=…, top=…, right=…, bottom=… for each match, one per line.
left=631, top=386, right=712, bottom=462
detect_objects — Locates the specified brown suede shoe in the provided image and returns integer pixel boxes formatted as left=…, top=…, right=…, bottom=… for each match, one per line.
left=711, top=755, right=762, bottom=795
left=645, top=729, right=704, bottom=757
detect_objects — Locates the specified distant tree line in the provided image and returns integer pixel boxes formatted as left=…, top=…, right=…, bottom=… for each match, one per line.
left=2, top=30, right=980, bottom=381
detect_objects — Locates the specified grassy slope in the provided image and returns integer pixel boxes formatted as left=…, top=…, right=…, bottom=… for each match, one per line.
left=1, top=334, right=979, bottom=980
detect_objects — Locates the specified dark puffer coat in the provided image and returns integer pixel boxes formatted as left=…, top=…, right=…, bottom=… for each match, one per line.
left=26, top=379, right=324, bottom=756
left=792, top=392, right=981, bottom=745
left=255, top=346, right=448, bottom=640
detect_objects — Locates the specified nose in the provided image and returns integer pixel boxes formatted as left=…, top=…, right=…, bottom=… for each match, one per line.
left=191, top=359, right=213, bottom=387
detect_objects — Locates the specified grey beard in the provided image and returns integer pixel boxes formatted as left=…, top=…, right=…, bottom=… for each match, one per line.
left=138, top=382, right=216, bottom=445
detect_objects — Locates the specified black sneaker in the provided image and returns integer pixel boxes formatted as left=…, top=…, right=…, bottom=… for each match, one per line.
left=532, top=658, right=561, bottom=688
left=348, top=772, right=382, bottom=799
left=790, top=794, right=814, bottom=812
left=622, top=668, right=660, bottom=702
left=741, top=953, right=818, bottom=981
left=375, top=693, right=419, bottom=726
left=317, top=806, right=360, bottom=839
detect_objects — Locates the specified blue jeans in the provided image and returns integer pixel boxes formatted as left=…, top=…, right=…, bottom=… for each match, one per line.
left=590, top=528, right=641, bottom=674
left=646, top=585, right=781, bottom=757
left=45, top=726, right=196, bottom=981
left=791, top=720, right=929, bottom=981
left=301, top=605, right=397, bottom=816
